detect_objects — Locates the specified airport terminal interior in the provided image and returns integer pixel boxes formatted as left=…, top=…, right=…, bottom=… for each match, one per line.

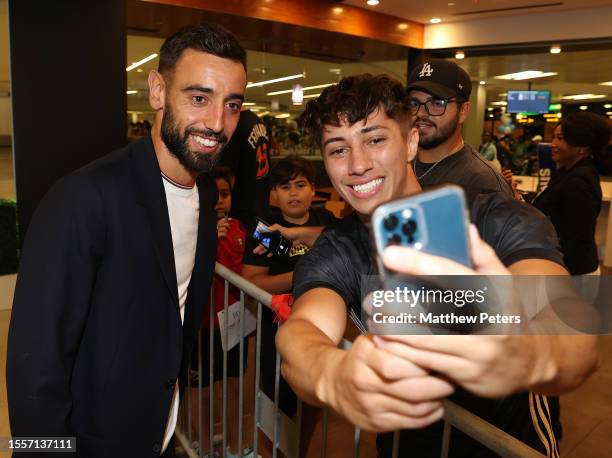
left=1, top=0, right=612, bottom=456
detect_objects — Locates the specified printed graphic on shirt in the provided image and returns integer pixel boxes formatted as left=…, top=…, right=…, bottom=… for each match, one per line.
left=248, top=121, right=269, bottom=179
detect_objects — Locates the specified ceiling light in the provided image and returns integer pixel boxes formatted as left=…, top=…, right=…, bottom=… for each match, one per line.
left=448, top=2, right=455, bottom=5
left=126, top=90, right=138, bottom=95
left=494, top=71, right=557, bottom=81
left=479, top=81, right=486, bottom=85
left=398, top=23, right=408, bottom=30
left=267, top=83, right=334, bottom=96
left=275, top=113, right=291, bottom=119
left=579, top=106, right=588, bottom=110
left=604, top=104, right=612, bottom=109
left=366, top=0, right=380, bottom=5
left=491, top=101, right=507, bottom=106
left=257, top=111, right=270, bottom=117
left=136, top=69, right=143, bottom=73
left=487, top=107, right=494, bottom=111
left=126, top=53, right=158, bottom=72
left=561, top=94, right=606, bottom=100
left=246, top=73, right=304, bottom=88
left=599, top=81, right=612, bottom=86
left=242, top=102, right=257, bottom=106
left=550, top=45, right=561, bottom=54
left=332, top=7, right=343, bottom=14
left=292, top=84, right=303, bottom=105
left=430, top=18, right=442, bottom=24
left=302, top=93, right=321, bottom=99
left=455, top=50, right=465, bottom=60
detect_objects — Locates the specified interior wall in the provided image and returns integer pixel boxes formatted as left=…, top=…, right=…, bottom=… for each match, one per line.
left=9, top=0, right=127, bottom=242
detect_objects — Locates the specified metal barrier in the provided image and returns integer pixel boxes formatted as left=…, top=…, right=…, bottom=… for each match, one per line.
left=175, top=262, right=546, bottom=458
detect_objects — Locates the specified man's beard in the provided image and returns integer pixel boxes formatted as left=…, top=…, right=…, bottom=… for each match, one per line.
left=160, top=102, right=228, bottom=174
left=417, top=111, right=461, bottom=150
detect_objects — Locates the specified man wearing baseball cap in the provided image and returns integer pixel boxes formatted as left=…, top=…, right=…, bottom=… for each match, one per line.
left=407, top=59, right=512, bottom=198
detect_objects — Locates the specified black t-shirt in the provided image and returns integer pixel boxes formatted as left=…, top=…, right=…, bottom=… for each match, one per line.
left=244, top=206, right=338, bottom=280
left=292, top=192, right=564, bottom=457
left=218, top=109, right=271, bottom=229
left=414, top=145, right=513, bottom=200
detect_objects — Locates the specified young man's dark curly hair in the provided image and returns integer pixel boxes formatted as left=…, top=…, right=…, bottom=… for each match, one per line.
left=299, top=74, right=412, bottom=146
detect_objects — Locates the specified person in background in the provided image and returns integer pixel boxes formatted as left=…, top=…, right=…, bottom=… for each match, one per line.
left=242, top=155, right=336, bottom=455
left=533, top=112, right=612, bottom=296
left=190, top=166, right=251, bottom=458
left=218, top=109, right=271, bottom=229
left=407, top=59, right=511, bottom=199
left=478, top=130, right=501, bottom=172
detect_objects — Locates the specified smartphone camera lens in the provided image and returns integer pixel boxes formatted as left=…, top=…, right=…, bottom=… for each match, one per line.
left=402, top=219, right=417, bottom=236
left=383, top=214, right=399, bottom=231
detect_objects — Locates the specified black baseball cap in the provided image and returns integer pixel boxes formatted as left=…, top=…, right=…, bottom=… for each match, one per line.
left=407, top=59, right=472, bottom=102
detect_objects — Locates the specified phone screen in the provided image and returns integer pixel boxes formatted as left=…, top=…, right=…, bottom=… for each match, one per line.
left=252, top=221, right=272, bottom=249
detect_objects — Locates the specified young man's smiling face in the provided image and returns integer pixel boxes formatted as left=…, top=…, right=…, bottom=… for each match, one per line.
left=321, top=107, right=418, bottom=217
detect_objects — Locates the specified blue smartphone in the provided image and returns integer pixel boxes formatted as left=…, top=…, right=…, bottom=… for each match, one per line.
left=371, top=185, right=471, bottom=267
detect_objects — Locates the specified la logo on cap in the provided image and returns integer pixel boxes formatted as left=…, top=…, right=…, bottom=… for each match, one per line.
left=419, top=63, right=433, bottom=77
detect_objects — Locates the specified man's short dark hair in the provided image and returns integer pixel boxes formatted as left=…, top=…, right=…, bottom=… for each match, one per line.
left=561, top=112, right=611, bottom=154
left=271, top=156, right=315, bottom=187
left=299, top=74, right=411, bottom=146
left=211, top=165, right=234, bottom=189
left=158, top=23, right=247, bottom=79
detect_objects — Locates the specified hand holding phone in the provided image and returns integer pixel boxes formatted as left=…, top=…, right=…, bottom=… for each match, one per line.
left=251, top=218, right=292, bottom=257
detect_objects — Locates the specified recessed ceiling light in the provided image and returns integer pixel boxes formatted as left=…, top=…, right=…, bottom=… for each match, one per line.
left=494, top=71, right=557, bottom=81
left=455, top=50, right=465, bottom=60
left=550, top=45, right=561, bottom=54
left=562, top=94, right=606, bottom=100
left=126, top=90, right=138, bottom=95
left=398, top=23, right=408, bottom=30
left=136, top=69, right=143, bottom=73
left=242, top=102, right=256, bottom=106
left=126, top=53, right=158, bottom=72
left=579, top=106, right=588, bottom=110
left=491, top=101, right=508, bottom=106
left=332, top=7, right=343, bottom=14
left=430, top=18, right=442, bottom=24
left=246, top=73, right=304, bottom=88
left=599, top=81, right=612, bottom=86
left=366, top=0, right=380, bottom=5
left=479, top=81, right=486, bottom=85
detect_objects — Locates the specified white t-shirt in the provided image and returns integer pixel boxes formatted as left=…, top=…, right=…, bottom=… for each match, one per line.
left=160, top=174, right=199, bottom=453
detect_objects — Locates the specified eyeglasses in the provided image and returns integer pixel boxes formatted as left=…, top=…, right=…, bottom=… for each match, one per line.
left=408, top=98, right=460, bottom=116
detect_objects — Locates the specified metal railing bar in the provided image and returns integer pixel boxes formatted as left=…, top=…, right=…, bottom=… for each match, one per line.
left=253, top=302, right=263, bottom=457
left=222, top=279, right=229, bottom=457
left=238, top=290, right=246, bottom=455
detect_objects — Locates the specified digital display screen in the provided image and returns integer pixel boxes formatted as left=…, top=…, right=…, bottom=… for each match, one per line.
left=506, top=90, right=551, bottom=114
